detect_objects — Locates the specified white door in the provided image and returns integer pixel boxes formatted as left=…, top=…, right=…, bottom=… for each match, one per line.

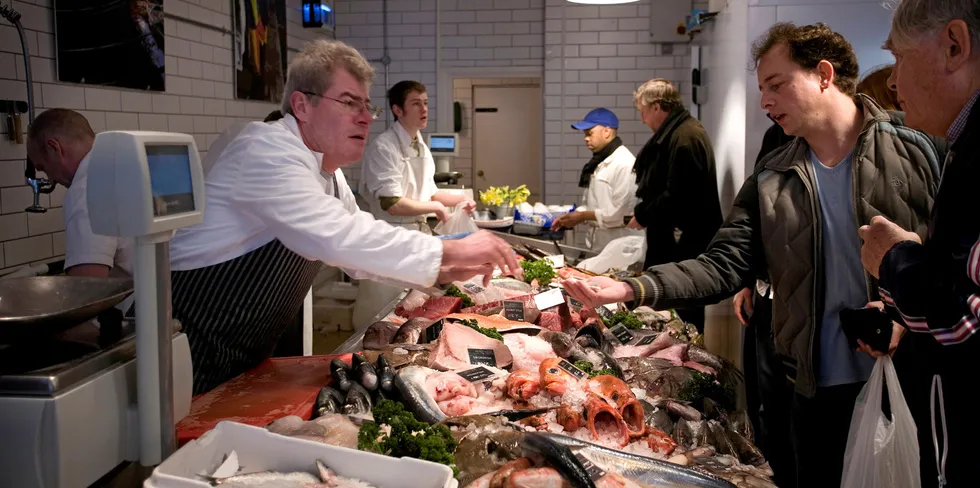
left=473, top=85, right=543, bottom=201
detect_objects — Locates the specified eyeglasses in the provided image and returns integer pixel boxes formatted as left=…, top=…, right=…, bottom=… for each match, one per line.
left=301, top=91, right=383, bottom=119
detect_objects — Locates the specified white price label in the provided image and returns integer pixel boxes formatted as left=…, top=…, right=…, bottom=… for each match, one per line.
left=534, top=288, right=566, bottom=310
left=544, top=254, right=565, bottom=268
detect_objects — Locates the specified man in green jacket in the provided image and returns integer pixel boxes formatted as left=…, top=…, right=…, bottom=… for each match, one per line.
left=564, top=23, right=941, bottom=488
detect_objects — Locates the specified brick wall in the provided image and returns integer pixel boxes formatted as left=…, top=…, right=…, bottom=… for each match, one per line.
left=336, top=0, right=707, bottom=204
left=0, top=0, right=329, bottom=273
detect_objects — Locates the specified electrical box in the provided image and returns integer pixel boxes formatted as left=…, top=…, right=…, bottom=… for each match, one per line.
left=302, top=0, right=335, bottom=30
left=649, top=0, right=693, bottom=44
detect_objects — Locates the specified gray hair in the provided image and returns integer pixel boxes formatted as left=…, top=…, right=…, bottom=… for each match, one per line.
left=888, top=0, right=980, bottom=51
left=633, top=78, right=684, bottom=112
left=281, top=39, right=376, bottom=115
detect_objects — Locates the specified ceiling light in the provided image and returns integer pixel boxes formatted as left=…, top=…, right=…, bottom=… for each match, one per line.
left=566, top=0, right=640, bottom=4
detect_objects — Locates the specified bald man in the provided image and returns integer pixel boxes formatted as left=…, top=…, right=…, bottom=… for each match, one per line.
left=27, top=108, right=132, bottom=277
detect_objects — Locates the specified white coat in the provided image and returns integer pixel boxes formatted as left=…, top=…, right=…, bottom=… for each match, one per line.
left=359, top=122, right=438, bottom=228
left=169, top=114, right=444, bottom=289
left=579, top=145, right=641, bottom=250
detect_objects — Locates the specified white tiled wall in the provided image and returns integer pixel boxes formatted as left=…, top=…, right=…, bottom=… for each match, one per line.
left=336, top=0, right=707, bottom=205
left=0, top=0, right=329, bottom=273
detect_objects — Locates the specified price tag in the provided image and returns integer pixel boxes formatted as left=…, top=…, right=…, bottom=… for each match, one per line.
left=610, top=325, right=634, bottom=345
left=468, top=348, right=497, bottom=366
left=594, top=305, right=615, bottom=322
left=566, top=295, right=584, bottom=309
left=422, top=320, right=444, bottom=344
left=457, top=366, right=497, bottom=383
left=636, top=335, right=656, bottom=346
left=503, top=301, right=525, bottom=321
left=534, top=288, right=566, bottom=310
left=557, top=359, right=587, bottom=380
left=461, top=282, right=485, bottom=294
left=574, top=453, right=606, bottom=481
left=544, top=254, right=565, bottom=268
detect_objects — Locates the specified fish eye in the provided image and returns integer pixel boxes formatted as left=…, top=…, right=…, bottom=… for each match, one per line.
left=549, top=368, right=559, bottom=374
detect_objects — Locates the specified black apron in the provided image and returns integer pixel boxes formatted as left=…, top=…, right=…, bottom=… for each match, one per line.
left=171, top=239, right=321, bottom=395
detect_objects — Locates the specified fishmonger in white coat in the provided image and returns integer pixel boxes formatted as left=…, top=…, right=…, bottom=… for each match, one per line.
left=551, top=108, right=639, bottom=250
left=167, top=40, right=519, bottom=394
left=360, top=80, right=476, bottom=230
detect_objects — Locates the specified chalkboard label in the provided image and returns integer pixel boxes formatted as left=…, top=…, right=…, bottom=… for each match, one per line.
left=557, top=359, right=587, bottom=380
left=575, top=453, right=606, bottom=481
left=567, top=295, right=584, bottom=309
left=468, top=348, right=497, bottom=366
left=534, top=288, right=566, bottom=310
left=610, top=325, right=634, bottom=345
left=595, top=306, right=615, bottom=321
left=503, top=301, right=525, bottom=321
left=423, top=320, right=444, bottom=344
left=636, top=335, right=656, bottom=346
left=457, top=366, right=497, bottom=383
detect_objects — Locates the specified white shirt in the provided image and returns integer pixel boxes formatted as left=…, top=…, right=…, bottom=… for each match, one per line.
left=359, top=122, right=439, bottom=222
left=201, top=121, right=249, bottom=177
left=169, top=114, right=444, bottom=288
left=583, top=145, right=638, bottom=229
left=64, top=151, right=133, bottom=274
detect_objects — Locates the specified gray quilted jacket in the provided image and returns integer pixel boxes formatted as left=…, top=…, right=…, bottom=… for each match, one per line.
left=623, top=95, right=942, bottom=397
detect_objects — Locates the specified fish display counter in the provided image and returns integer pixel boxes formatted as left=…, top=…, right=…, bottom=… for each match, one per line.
left=170, top=254, right=774, bottom=488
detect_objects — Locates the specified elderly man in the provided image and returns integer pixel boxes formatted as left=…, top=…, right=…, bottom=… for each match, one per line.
left=552, top=108, right=637, bottom=250
left=564, top=23, right=942, bottom=487
left=26, top=108, right=132, bottom=278
left=860, top=1, right=980, bottom=486
left=168, top=40, right=519, bottom=394
left=628, top=79, right=722, bottom=332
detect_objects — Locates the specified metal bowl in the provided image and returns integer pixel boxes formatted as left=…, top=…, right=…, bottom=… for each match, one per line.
left=0, top=276, right=133, bottom=342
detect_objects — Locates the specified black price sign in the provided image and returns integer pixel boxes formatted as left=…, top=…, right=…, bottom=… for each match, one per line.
left=574, top=453, right=606, bottom=481
left=423, top=320, right=444, bottom=344
left=503, top=301, right=525, bottom=321
left=557, top=359, right=587, bottom=380
left=568, top=296, right=584, bottom=309
left=636, top=335, right=656, bottom=346
left=457, top=366, right=496, bottom=383
left=594, top=306, right=615, bottom=321
left=610, top=325, right=634, bottom=345
left=468, top=348, right=497, bottom=366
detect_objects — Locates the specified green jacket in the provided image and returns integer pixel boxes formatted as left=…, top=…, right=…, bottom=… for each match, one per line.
left=624, top=95, right=943, bottom=397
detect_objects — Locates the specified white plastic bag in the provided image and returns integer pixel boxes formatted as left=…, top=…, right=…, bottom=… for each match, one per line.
left=840, top=356, right=920, bottom=488
left=577, top=235, right=646, bottom=274
left=434, top=205, right=479, bottom=236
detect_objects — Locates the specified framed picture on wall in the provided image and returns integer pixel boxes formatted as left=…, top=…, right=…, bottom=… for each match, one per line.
left=233, top=0, right=288, bottom=103
left=53, top=0, right=166, bottom=91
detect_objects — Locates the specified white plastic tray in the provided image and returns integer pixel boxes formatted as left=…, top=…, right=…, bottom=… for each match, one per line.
left=145, top=421, right=457, bottom=488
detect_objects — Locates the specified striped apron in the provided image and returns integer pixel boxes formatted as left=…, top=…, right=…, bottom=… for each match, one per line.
left=171, top=239, right=321, bottom=394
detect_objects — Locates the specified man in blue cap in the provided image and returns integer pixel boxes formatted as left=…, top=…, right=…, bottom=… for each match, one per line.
left=552, top=108, right=639, bottom=250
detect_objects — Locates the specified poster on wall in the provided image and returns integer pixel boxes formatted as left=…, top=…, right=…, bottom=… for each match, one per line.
left=53, top=0, right=166, bottom=91
left=233, top=0, right=288, bottom=103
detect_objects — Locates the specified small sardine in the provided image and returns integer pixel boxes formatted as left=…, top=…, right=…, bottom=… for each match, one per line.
left=393, top=366, right=447, bottom=424
left=311, top=386, right=344, bottom=419
left=343, top=382, right=373, bottom=416
left=376, top=355, right=395, bottom=393
left=330, top=359, right=353, bottom=393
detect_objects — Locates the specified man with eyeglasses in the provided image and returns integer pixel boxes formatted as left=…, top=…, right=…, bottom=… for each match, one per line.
left=360, top=80, right=476, bottom=230
left=166, top=40, right=521, bottom=395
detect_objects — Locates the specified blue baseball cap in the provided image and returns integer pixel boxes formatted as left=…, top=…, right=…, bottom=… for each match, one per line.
left=571, top=108, right=619, bottom=130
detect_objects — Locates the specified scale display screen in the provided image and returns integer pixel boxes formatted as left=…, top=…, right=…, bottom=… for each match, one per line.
left=429, top=135, right=456, bottom=153
left=145, top=144, right=195, bottom=216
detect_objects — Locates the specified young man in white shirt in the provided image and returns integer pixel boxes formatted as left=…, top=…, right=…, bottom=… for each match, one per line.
left=360, top=80, right=475, bottom=230
left=168, top=40, right=519, bottom=394
left=551, top=108, right=638, bottom=250
left=26, top=109, right=131, bottom=277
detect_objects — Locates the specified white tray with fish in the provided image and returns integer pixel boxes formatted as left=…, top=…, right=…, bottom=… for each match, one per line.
left=474, top=217, right=514, bottom=229
left=145, top=420, right=456, bottom=488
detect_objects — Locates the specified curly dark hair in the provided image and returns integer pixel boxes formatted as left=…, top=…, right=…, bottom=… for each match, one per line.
left=751, top=22, right=860, bottom=95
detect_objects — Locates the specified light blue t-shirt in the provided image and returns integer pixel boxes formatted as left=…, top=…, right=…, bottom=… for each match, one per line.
left=810, top=149, right=875, bottom=387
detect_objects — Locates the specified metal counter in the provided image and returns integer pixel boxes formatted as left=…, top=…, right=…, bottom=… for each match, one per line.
left=331, top=290, right=407, bottom=354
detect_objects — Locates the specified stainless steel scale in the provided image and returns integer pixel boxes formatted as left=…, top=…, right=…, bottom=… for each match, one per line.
left=0, top=278, right=193, bottom=488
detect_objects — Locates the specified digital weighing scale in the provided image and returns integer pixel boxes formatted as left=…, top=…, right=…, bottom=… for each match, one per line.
left=0, top=131, right=205, bottom=487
